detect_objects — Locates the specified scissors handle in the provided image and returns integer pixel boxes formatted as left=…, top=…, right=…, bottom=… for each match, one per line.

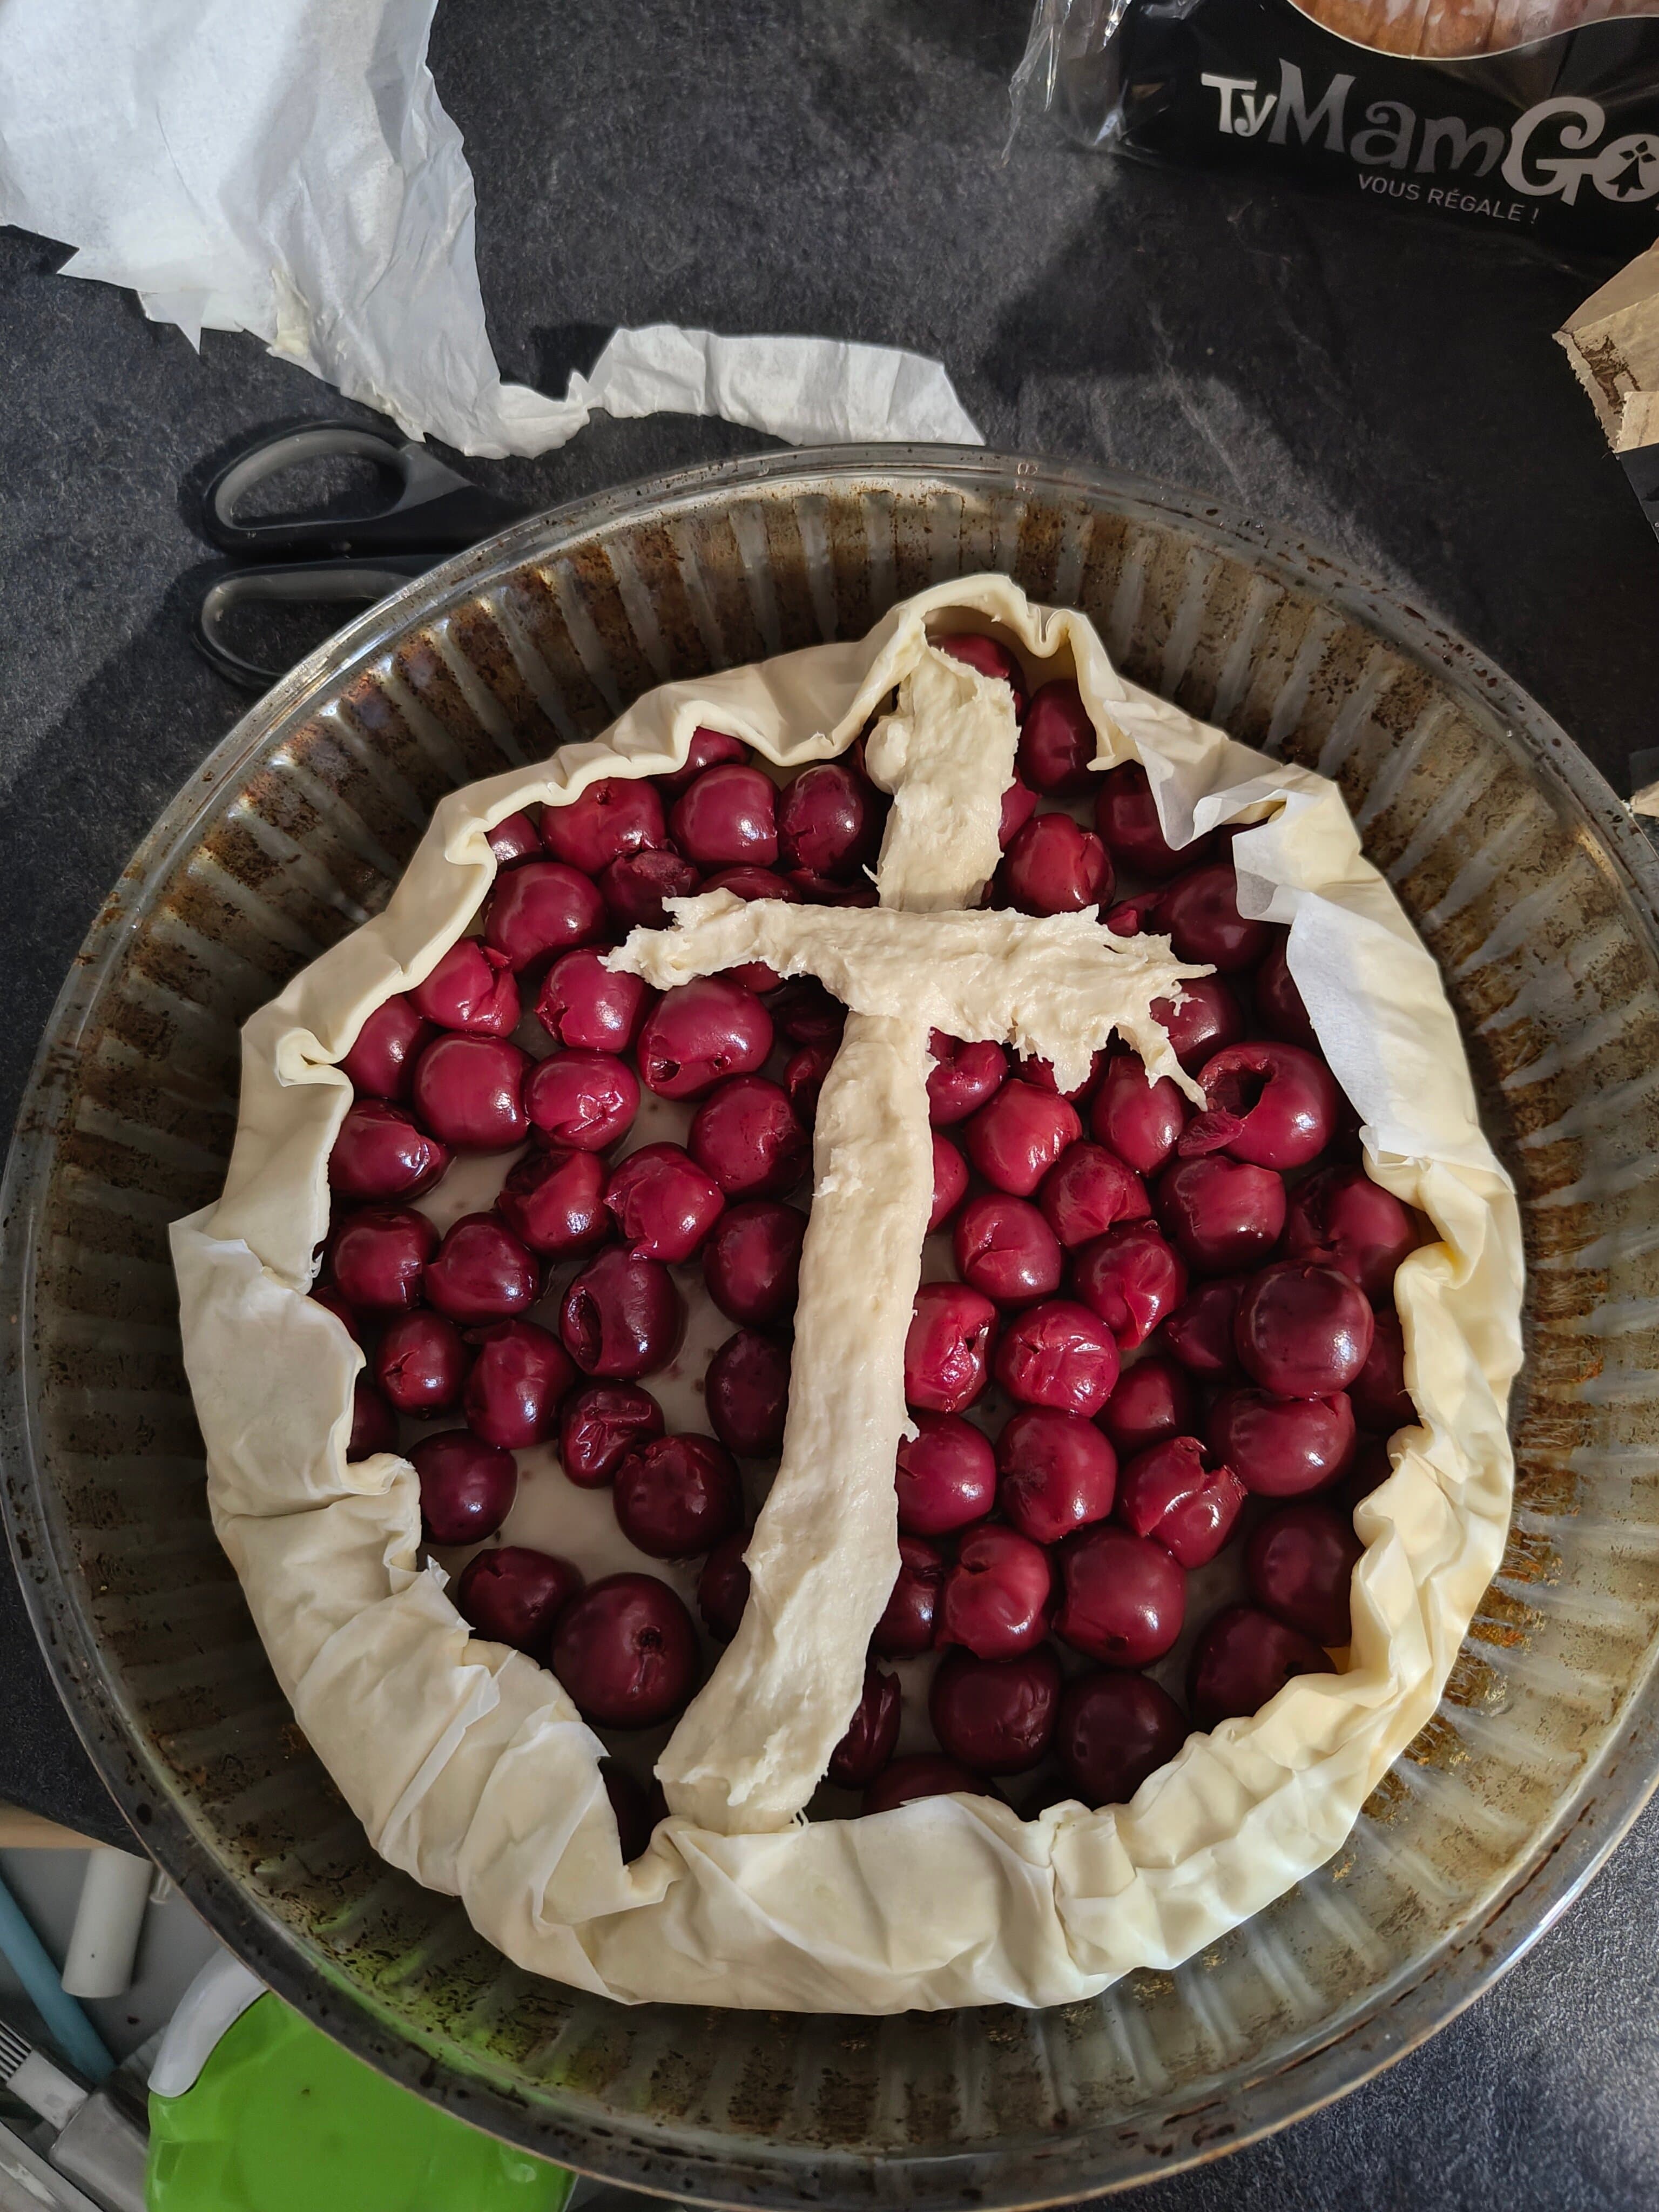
left=193, top=555, right=442, bottom=691
left=200, top=421, right=523, bottom=560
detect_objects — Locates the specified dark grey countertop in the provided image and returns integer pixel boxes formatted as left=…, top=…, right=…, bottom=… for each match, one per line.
left=3, top=0, right=1659, bottom=2202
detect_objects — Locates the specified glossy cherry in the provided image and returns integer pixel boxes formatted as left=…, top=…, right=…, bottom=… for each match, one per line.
left=412, top=1429, right=518, bottom=1545
left=1057, top=1524, right=1185, bottom=1667
left=1115, top=1436, right=1246, bottom=1568
left=953, top=1193, right=1063, bottom=1306
left=705, top=1327, right=791, bottom=1456
left=1158, top=1155, right=1286, bottom=1274
left=1190, top=1604, right=1331, bottom=1730
left=895, top=1411, right=996, bottom=1536
left=770, top=979, right=845, bottom=1046
left=1099, top=1353, right=1196, bottom=1455
left=463, top=1319, right=575, bottom=1449
left=778, top=762, right=878, bottom=883
left=536, top=947, right=653, bottom=1054
left=1235, top=1261, right=1374, bottom=1397
left=783, top=1040, right=834, bottom=1123
left=1255, top=934, right=1318, bottom=1049
left=541, top=777, right=665, bottom=875
left=827, top=1663, right=903, bottom=1789
left=455, top=1546, right=583, bottom=1656
left=963, top=1082, right=1081, bottom=1197
left=605, top=1142, right=724, bottom=1262
left=862, top=1755, right=980, bottom=1815
left=670, top=763, right=778, bottom=867
left=1071, top=1220, right=1186, bottom=1349
left=1247, top=1502, right=1363, bottom=1648
left=341, top=995, right=430, bottom=1100
left=409, top=938, right=520, bottom=1036
left=1350, top=1311, right=1413, bottom=1434
left=1001, top=814, right=1112, bottom=916
left=1038, top=1142, right=1150, bottom=1249
left=484, top=860, right=606, bottom=972
left=928, top=1132, right=969, bottom=1231
left=1285, top=1166, right=1417, bottom=1304
left=411, top=1034, right=530, bottom=1150
left=1162, top=1273, right=1249, bottom=1376
left=328, top=1206, right=436, bottom=1313
left=347, top=1377, right=396, bottom=1461
left=374, top=1310, right=467, bottom=1414
left=936, top=631, right=1028, bottom=713
left=424, top=1213, right=539, bottom=1323
left=903, top=1282, right=996, bottom=1413
left=872, top=1535, right=946, bottom=1657
left=1208, top=1387, right=1356, bottom=1498
left=993, top=1299, right=1120, bottom=1417
left=1090, top=1054, right=1190, bottom=1174
left=485, top=810, right=543, bottom=868
left=703, top=1200, right=806, bottom=1325
left=999, top=778, right=1038, bottom=848
left=926, top=1033, right=1008, bottom=1125
left=1179, top=1042, right=1340, bottom=1171
left=637, top=976, right=773, bottom=1099
left=930, top=1646, right=1060, bottom=1774
left=657, top=725, right=749, bottom=794
left=311, top=1284, right=363, bottom=1344
left=939, top=1525, right=1053, bottom=1660
left=551, top=1574, right=700, bottom=1727
left=601, top=847, right=701, bottom=930
left=1056, top=1670, right=1188, bottom=1808
left=559, top=1249, right=683, bottom=1379
left=525, top=1050, right=640, bottom=1151
left=1017, top=678, right=1095, bottom=795
left=613, top=1433, right=744, bottom=1559
left=558, top=1382, right=664, bottom=1487
left=1154, top=862, right=1273, bottom=972
left=1150, top=977, right=1247, bottom=1074
left=995, top=1406, right=1117, bottom=1543
left=690, top=1076, right=808, bottom=1198
left=697, top=1529, right=752, bottom=1640
left=1092, top=759, right=1204, bottom=879
left=328, top=1100, right=450, bottom=1202
left=496, top=1146, right=609, bottom=1257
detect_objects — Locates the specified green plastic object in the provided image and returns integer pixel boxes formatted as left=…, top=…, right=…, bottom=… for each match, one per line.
left=146, top=1993, right=574, bottom=2212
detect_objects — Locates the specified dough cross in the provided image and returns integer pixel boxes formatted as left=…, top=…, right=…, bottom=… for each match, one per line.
left=608, top=648, right=1208, bottom=1836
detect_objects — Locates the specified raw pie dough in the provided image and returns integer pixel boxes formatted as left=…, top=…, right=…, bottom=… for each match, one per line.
left=172, top=577, right=1522, bottom=2012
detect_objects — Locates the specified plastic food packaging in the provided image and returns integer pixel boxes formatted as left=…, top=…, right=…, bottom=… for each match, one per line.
left=1013, top=0, right=1659, bottom=250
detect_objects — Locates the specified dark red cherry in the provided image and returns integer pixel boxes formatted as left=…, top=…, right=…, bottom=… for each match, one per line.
left=936, top=632, right=1028, bottom=714
left=1179, top=1042, right=1340, bottom=1172
left=930, top=1646, right=1060, bottom=1773
left=311, top=1283, right=363, bottom=1344
left=1071, top=1221, right=1187, bottom=1349
left=485, top=810, right=543, bottom=868
left=1093, top=759, right=1208, bottom=879
left=328, top=1206, right=436, bottom=1312
left=1151, top=977, right=1247, bottom=1074
left=424, top=1213, right=539, bottom=1323
left=827, top=1663, right=903, bottom=1789
left=999, top=778, right=1038, bottom=848
left=601, top=847, right=702, bottom=930
left=1158, top=1156, right=1286, bottom=1274
left=1208, top=1387, right=1356, bottom=1498
left=963, top=1082, right=1081, bottom=1197
left=993, top=1299, right=1120, bottom=1417
left=341, top=995, right=430, bottom=1100
left=411, top=1034, right=530, bottom=1150
left=705, top=1328, right=791, bottom=1456
left=698, top=1529, right=752, bottom=1640
left=637, top=977, right=773, bottom=1099
left=1090, top=1053, right=1190, bottom=1174
left=1285, top=1168, right=1417, bottom=1304
left=1056, top=1670, right=1188, bottom=1808
left=1246, top=1503, right=1363, bottom=1647
left=895, top=1411, right=996, bottom=1536
left=938, top=1525, right=1052, bottom=1660
left=657, top=725, right=750, bottom=795
left=1056, top=1525, right=1185, bottom=1668
left=484, top=860, right=606, bottom=971
left=783, top=1040, right=835, bottom=1123
left=872, top=1535, right=946, bottom=1657
left=1189, top=1604, right=1331, bottom=1729
left=1162, top=1273, right=1249, bottom=1377
left=778, top=763, right=878, bottom=883
left=559, top=1249, right=683, bottom=1379
left=463, top=1319, right=575, bottom=1448
left=347, top=1377, right=397, bottom=1461
left=1015, top=1049, right=1105, bottom=1103
left=409, top=938, right=520, bottom=1036
left=670, top=763, right=778, bottom=867
left=1001, top=814, right=1112, bottom=916
left=605, top=1142, right=724, bottom=1262
left=1255, top=934, right=1318, bottom=1050
left=455, top=1546, right=582, bottom=1656
left=1350, top=1311, right=1413, bottom=1434
left=904, top=1282, right=997, bottom=1413
left=1235, top=1262, right=1374, bottom=1397
left=690, top=1077, right=808, bottom=1198
left=374, top=1310, right=467, bottom=1414
left=551, top=1574, right=700, bottom=1727
left=770, top=979, right=845, bottom=1047
left=927, top=1033, right=1008, bottom=1125
left=1017, top=679, right=1095, bottom=795
left=1156, top=862, right=1273, bottom=972
left=1115, top=1435, right=1246, bottom=1568
left=496, top=1146, right=609, bottom=1257
left=1038, top=1142, right=1150, bottom=1248
left=412, top=1429, right=517, bottom=1545
left=537, top=947, right=654, bottom=1054
left=328, top=1100, right=450, bottom=1202
left=1099, top=1353, right=1196, bottom=1455
left=862, top=1755, right=981, bottom=1814
left=558, top=1382, right=664, bottom=1487
left=995, top=1406, right=1117, bottom=1543
left=541, top=777, right=665, bottom=875
left=953, top=1193, right=1063, bottom=1306
left=703, top=1199, right=806, bottom=1324
left=613, top=1433, right=744, bottom=1559
left=929, top=1132, right=969, bottom=1232
left=525, top=1050, right=640, bottom=1151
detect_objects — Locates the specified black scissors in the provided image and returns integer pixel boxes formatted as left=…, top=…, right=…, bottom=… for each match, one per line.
left=193, top=420, right=526, bottom=690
